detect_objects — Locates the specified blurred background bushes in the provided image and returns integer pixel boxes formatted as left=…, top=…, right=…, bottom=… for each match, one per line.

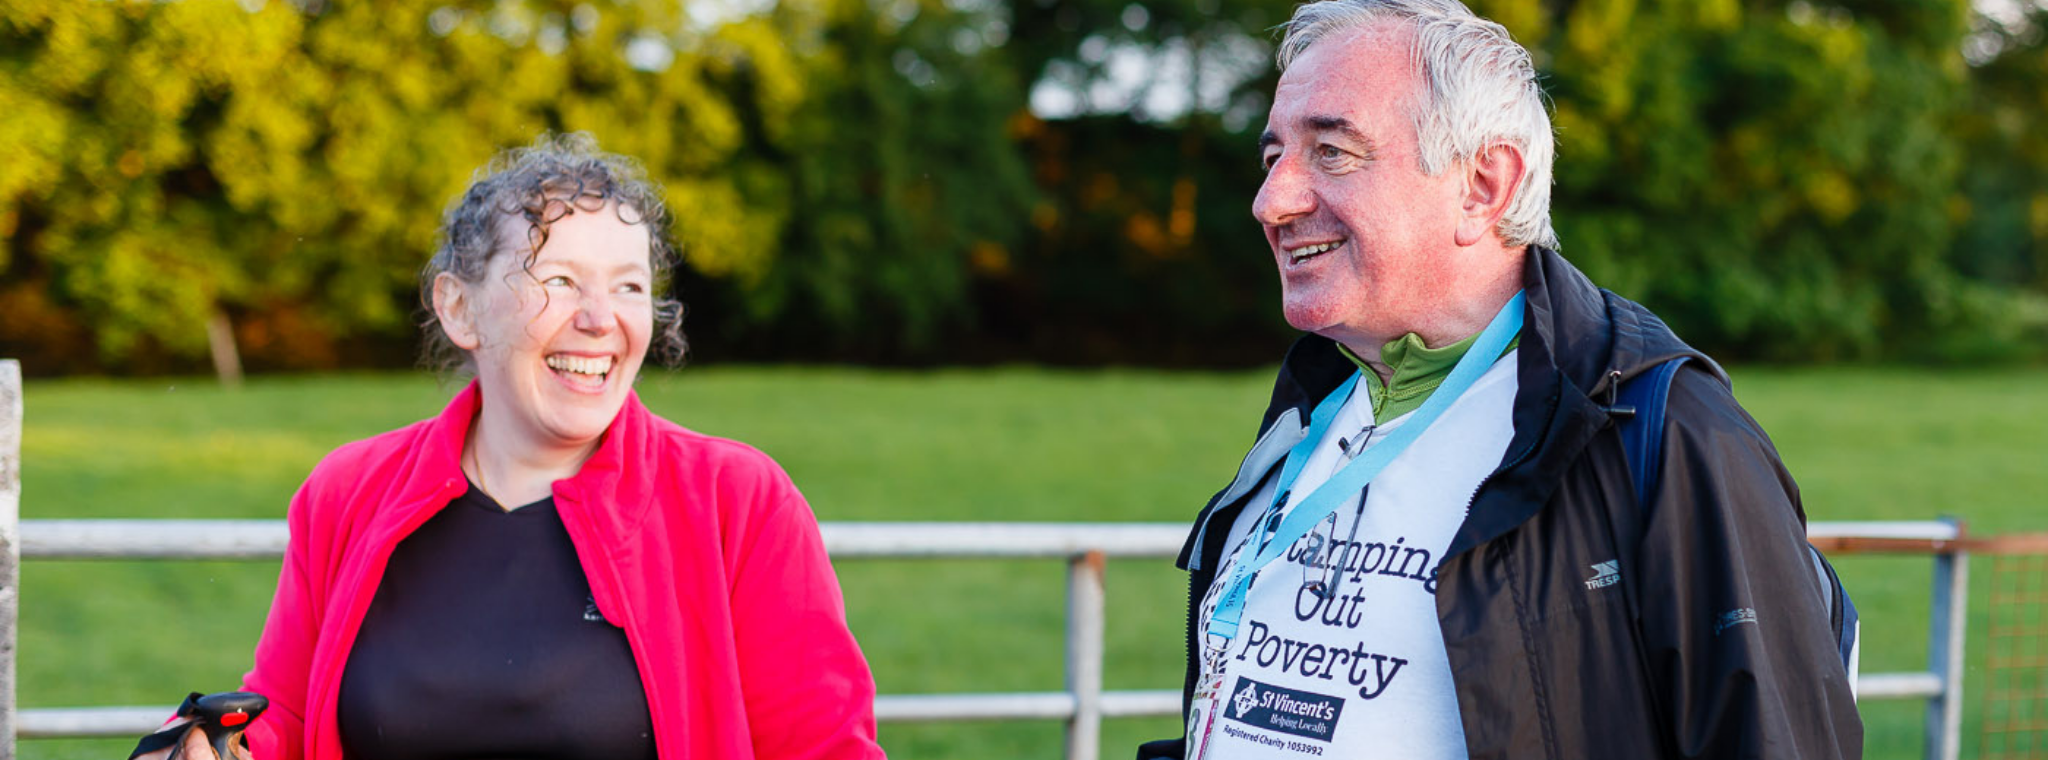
left=1, top=0, right=2044, bottom=374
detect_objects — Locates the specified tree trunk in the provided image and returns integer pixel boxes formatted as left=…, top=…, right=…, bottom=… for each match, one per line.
left=205, top=311, right=243, bottom=389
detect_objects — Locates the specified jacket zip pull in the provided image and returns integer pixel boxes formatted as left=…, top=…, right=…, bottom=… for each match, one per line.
left=1603, top=369, right=1636, bottom=421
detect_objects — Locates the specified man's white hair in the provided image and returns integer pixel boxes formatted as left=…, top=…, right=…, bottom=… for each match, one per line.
left=1276, top=0, right=1558, bottom=249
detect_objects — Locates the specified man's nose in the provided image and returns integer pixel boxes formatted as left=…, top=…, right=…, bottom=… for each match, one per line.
left=1253, top=154, right=1314, bottom=226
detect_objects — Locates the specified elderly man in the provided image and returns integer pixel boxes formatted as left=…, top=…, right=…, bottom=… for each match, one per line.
left=1140, top=1, right=1862, bottom=758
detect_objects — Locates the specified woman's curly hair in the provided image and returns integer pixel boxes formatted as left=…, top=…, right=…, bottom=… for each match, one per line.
left=419, top=132, right=686, bottom=375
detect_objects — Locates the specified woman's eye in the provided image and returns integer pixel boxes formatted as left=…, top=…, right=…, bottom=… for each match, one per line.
left=616, top=282, right=647, bottom=295
left=543, top=275, right=573, bottom=287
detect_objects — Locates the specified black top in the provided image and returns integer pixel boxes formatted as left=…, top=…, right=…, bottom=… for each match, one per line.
left=337, top=484, right=657, bottom=760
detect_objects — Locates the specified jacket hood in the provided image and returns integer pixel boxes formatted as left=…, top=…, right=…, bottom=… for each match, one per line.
left=1523, top=245, right=1725, bottom=396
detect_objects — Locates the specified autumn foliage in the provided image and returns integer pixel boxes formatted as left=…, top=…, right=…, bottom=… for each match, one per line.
left=1, top=0, right=2042, bottom=374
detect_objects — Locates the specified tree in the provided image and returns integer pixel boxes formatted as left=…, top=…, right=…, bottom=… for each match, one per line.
left=2, top=0, right=2041, bottom=372
left=690, top=0, right=1041, bottom=361
left=0, top=0, right=798, bottom=373
left=1481, top=0, right=2044, bottom=361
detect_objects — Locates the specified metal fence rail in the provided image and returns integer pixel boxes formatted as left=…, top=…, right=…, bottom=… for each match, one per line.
left=4, top=518, right=1972, bottom=760
left=5, top=519, right=1192, bottom=760
left=0, top=361, right=1973, bottom=759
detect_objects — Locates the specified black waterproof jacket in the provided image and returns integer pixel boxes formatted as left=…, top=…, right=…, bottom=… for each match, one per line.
left=1140, top=247, right=1862, bottom=759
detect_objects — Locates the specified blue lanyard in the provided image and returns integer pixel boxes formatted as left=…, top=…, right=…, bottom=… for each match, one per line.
left=1207, top=292, right=1525, bottom=641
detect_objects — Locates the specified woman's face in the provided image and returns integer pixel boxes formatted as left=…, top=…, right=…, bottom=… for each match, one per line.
left=445, top=205, right=654, bottom=453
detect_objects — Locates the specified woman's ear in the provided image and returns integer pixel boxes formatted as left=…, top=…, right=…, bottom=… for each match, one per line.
left=433, top=273, right=481, bottom=351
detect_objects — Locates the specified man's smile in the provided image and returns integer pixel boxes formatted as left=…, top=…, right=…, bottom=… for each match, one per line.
left=1287, top=238, right=1348, bottom=264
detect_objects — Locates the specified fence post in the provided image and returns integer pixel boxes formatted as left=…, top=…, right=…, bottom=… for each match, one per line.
left=1064, top=551, right=1105, bottom=760
left=1925, top=517, right=1966, bottom=760
left=1, top=360, right=21, bottom=760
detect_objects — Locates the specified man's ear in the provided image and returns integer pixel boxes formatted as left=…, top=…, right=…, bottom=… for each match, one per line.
left=432, top=273, right=481, bottom=351
left=1456, top=143, right=1526, bottom=247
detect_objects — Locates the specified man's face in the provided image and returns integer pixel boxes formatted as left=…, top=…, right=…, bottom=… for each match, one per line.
left=1254, top=22, right=1470, bottom=348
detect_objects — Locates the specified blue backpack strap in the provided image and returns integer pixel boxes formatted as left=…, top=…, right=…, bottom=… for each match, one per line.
left=1617, top=357, right=1858, bottom=671
left=1616, top=357, right=1690, bottom=506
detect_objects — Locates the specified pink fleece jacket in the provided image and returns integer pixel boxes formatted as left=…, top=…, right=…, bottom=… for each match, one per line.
left=241, top=384, right=884, bottom=759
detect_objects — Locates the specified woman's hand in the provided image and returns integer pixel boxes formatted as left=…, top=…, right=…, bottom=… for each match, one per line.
left=130, top=717, right=247, bottom=760
left=130, top=692, right=266, bottom=760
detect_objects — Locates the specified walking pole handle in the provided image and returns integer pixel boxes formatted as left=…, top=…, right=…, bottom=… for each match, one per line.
left=192, top=691, right=267, bottom=759
left=128, top=690, right=268, bottom=760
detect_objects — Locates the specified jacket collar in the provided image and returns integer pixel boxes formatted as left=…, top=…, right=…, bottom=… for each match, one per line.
left=400, top=381, right=658, bottom=534
left=557, top=386, right=658, bottom=538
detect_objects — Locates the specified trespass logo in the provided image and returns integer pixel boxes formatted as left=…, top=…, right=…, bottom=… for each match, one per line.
left=1224, top=677, right=1345, bottom=741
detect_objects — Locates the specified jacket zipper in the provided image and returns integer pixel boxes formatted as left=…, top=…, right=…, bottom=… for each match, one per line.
left=1460, top=382, right=1560, bottom=514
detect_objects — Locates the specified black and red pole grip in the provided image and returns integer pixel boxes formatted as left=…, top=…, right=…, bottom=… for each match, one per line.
left=189, top=691, right=267, bottom=759
left=128, top=691, right=268, bottom=760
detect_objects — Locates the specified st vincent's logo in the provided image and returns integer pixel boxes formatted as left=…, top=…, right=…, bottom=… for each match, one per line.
left=1223, top=677, right=1345, bottom=742
left=1232, top=680, right=1262, bottom=719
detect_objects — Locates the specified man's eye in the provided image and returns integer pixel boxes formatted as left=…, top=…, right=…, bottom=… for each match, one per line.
left=1261, top=152, right=1280, bottom=171
left=616, top=282, right=647, bottom=295
left=1317, top=145, right=1345, bottom=161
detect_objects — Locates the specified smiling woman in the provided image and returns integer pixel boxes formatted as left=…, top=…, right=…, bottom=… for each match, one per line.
left=432, top=190, right=660, bottom=506
left=133, top=134, right=886, bottom=760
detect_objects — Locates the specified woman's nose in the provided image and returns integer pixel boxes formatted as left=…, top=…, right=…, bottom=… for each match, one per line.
left=573, top=290, right=615, bottom=334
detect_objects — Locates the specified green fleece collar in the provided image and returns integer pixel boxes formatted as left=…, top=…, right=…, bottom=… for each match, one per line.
left=1339, top=332, right=1520, bottom=423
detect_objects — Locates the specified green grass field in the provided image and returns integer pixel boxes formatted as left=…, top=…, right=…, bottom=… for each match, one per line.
left=11, top=366, right=2046, bottom=759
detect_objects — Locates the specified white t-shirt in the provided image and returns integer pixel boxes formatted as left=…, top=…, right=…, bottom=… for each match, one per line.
left=1186, top=353, right=1518, bottom=760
